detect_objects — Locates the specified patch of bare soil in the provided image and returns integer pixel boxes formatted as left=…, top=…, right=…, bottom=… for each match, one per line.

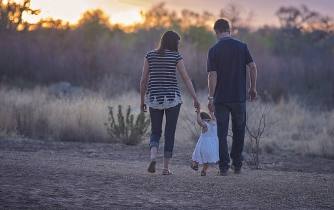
left=1, top=138, right=333, bottom=209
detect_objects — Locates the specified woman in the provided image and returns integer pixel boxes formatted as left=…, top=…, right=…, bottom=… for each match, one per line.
left=140, top=31, right=200, bottom=175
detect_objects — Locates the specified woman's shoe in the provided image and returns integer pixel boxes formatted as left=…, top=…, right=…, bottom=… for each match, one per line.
left=200, top=170, right=206, bottom=176
left=147, top=160, right=156, bottom=173
left=162, top=168, right=173, bottom=175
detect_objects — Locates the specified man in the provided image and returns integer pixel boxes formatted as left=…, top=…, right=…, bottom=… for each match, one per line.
left=207, top=19, right=257, bottom=176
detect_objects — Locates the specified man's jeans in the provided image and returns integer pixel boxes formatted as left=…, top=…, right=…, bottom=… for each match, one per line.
left=149, top=104, right=181, bottom=158
left=215, top=101, right=246, bottom=171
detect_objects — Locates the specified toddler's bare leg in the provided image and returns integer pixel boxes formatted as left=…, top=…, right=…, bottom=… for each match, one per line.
left=202, top=162, right=209, bottom=172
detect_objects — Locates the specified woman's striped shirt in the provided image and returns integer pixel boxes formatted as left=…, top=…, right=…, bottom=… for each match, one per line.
left=144, top=49, right=183, bottom=110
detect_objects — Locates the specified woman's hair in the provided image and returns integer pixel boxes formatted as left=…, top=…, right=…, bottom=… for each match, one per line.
left=200, top=111, right=211, bottom=121
left=157, top=31, right=180, bottom=55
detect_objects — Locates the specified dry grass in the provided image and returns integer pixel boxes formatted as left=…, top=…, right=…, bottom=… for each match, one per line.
left=257, top=97, right=334, bottom=158
left=0, top=87, right=333, bottom=158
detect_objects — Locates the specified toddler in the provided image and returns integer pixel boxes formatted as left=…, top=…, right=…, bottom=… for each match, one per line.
left=191, top=109, right=219, bottom=176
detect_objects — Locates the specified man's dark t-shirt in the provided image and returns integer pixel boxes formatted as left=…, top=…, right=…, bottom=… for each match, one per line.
left=207, top=37, right=253, bottom=104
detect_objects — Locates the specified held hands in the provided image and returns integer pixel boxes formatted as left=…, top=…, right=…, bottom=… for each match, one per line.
left=194, top=98, right=200, bottom=112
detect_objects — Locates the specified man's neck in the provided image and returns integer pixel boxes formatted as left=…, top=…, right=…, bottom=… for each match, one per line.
left=216, top=32, right=230, bottom=40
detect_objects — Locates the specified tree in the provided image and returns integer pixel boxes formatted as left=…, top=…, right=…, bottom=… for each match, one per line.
left=245, top=102, right=278, bottom=169
left=33, top=18, right=70, bottom=30
left=140, top=2, right=180, bottom=30
left=219, top=2, right=254, bottom=33
left=76, top=9, right=112, bottom=36
left=276, top=4, right=332, bottom=39
left=0, top=0, right=40, bottom=33
left=220, top=3, right=242, bottom=29
left=77, top=9, right=111, bottom=28
left=74, top=9, right=114, bottom=86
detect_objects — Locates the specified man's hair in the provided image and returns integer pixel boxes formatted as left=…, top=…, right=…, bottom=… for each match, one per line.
left=213, top=19, right=230, bottom=33
left=157, top=31, right=180, bottom=55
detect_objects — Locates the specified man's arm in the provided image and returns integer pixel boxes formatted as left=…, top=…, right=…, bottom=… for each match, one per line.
left=247, top=62, right=257, bottom=101
left=208, top=71, right=217, bottom=112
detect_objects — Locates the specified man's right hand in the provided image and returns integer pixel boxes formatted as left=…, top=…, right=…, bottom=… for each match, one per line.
left=248, top=88, right=257, bottom=102
left=207, top=98, right=215, bottom=112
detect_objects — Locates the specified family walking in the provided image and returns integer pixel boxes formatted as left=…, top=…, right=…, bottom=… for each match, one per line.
left=140, top=18, right=258, bottom=176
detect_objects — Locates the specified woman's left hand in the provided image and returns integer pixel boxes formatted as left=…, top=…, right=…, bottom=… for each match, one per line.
left=141, top=103, right=147, bottom=112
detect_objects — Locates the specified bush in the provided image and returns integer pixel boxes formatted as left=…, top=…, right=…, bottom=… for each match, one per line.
left=245, top=102, right=278, bottom=169
left=105, top=105, right=150, bottom=145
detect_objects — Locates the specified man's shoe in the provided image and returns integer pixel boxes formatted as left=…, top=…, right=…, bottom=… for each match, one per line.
left=217, top=169, right=228, bottom=176
left=231, top=165, right=241, bottom=174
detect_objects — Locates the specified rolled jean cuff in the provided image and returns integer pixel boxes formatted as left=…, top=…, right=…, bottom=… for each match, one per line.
left=149, top=141, right=159, bottom=149
left=164, top=151, right=172, bottom=158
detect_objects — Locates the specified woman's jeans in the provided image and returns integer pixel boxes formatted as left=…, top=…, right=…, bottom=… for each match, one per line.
left=215, top=101, right=246, bottom=171
left=149, top=104, right=181, bottom=158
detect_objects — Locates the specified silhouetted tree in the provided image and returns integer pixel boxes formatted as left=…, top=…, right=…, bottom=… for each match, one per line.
left=33, top=18, right=70, bottom=30
left=0, top=2, right=333, bottom=109
left=219, top=2, right=254, bottom=34
left=140, top=2, right=180, bottom=30
left=276, top=4, right=332, bottom=40
left=0, top=0, right=40, bottom=33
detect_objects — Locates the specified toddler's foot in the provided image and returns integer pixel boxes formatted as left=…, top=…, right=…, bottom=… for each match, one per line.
left=190, top=164, right=198, bottom=171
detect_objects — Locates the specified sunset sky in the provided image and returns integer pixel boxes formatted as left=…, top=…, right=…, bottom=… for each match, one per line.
left=18, top=0, right=334, bottom=27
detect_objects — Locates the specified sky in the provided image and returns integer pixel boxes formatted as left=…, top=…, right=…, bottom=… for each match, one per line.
left=17, top=0, right=334, bottom=27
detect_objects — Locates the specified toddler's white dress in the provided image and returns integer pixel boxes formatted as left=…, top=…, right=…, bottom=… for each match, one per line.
left=192, top=121, right=219, bottom=164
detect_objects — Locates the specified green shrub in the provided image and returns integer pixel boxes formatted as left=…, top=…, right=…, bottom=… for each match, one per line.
left=105, top=105, right=150, bottom=145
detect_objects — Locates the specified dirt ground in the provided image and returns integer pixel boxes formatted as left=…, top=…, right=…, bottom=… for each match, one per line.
left=1, top=138, right=333, bottom=210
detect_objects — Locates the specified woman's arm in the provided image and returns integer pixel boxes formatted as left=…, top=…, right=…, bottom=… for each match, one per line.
left=140, top=59, right=149, bottom=112
left=176, top=59, right=200, bottom=111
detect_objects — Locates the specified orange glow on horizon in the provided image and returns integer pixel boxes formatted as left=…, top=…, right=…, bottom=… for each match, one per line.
left=109, top=9, right=143, bottom=25
left=17, top=0, right=145, bottom=26
left=6, top=0, right=334, bottom=28
left=23, top=8, right=144, bottom=26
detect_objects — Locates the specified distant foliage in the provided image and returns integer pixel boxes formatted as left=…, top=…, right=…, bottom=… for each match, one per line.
left=105, top=105, right=150, bottom=145
left=0, top=0, right=40, bottom=33
left=0, top=1, right=333, bottom=109
left=13, top=104, right=34, bottom=138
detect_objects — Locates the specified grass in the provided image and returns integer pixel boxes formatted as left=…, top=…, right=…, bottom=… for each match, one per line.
left=0, top=86, right=333, bottom=158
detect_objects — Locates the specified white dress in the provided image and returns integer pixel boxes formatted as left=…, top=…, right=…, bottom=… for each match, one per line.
left=192, top=121, right=219, bottom=164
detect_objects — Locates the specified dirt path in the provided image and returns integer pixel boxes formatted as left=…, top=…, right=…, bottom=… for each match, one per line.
left=1, top=139, right=334, bottom=209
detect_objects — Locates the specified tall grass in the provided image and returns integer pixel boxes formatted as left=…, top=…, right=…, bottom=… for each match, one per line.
left=0, top=86, right=333, bottom=158
left=267, top=97, right=334, bottom=158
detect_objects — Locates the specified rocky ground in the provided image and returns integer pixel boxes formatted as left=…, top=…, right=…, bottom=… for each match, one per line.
left=1, top=138, right=333, bottom=209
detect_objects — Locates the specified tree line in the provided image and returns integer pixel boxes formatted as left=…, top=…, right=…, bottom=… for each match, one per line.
left=0, top=1, right=333, bottom=109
